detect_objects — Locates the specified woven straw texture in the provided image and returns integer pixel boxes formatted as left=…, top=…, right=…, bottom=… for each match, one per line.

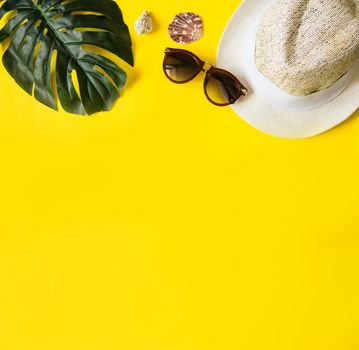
left=255, top=0, right=359, bottom=96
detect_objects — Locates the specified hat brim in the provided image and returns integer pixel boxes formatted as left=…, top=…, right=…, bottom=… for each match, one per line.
left=217, top=0, right=359, bottom=139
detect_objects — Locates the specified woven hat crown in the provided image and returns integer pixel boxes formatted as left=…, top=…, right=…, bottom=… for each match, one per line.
left=255, top=0, right=359, bottom=96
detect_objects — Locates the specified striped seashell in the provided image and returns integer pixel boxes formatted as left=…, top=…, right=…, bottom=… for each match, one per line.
left=168, top=12, right=203, bottom=44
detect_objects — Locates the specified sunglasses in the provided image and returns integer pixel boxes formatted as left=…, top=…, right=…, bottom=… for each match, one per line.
left=163, top=48, right=248, bottom=106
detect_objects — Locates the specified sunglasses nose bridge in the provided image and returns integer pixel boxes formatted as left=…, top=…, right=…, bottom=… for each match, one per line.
left=202, top=60, right=214, bottom=72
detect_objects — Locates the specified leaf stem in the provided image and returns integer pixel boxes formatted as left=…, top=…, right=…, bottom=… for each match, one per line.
left=32, top=0, right=81, bottom=69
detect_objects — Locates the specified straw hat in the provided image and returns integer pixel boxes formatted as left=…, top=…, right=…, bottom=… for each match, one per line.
left=217, top=0, right=359, bottom=138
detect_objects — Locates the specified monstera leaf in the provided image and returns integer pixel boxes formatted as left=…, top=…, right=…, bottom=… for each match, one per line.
left=0, top=0, right=134, bottom=115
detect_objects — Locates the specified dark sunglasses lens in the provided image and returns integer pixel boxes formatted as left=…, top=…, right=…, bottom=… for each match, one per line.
left=164, top=52, right=199, bottom=83
left=205, top=72, right=240, bottom=105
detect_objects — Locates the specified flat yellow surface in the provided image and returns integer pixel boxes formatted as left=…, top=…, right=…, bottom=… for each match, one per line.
left=1, top=1, right=359, bottom=349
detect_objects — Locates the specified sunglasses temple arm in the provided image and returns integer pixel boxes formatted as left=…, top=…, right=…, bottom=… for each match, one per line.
left=238, top=81, right=248, bottom=95
left=223, top=83, right=236, bottom=102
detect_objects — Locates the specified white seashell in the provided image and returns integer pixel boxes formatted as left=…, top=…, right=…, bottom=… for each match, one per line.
left=134, top=11, right=153, bottom=35
left=168, top=12, right=203, bottom=44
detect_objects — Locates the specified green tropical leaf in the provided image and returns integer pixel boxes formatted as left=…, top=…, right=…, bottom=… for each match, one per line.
left=0, top=0, right=134, bottom=115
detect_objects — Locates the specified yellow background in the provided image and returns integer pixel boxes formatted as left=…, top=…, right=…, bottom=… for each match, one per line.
left=1, top=1, right=359, bottom=349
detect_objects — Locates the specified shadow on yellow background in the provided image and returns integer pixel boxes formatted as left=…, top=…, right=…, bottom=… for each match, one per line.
left=1, top=1, right=359, bottom=350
